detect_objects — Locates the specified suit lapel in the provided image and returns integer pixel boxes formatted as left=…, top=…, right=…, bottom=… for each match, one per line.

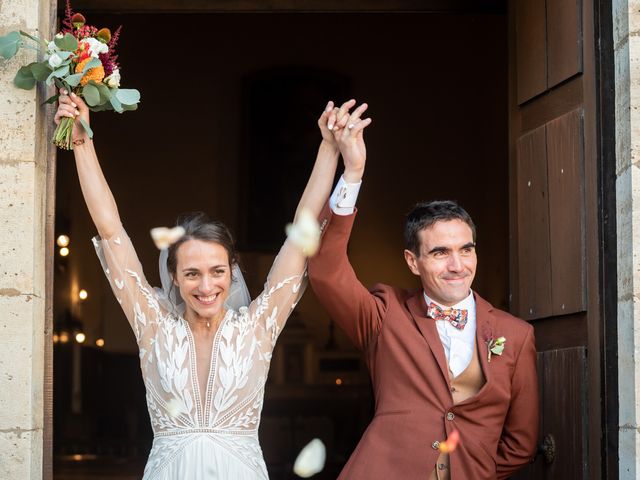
left=474, top=293, right=495, bottom=385
left=406, top=292, right=450, bottom=386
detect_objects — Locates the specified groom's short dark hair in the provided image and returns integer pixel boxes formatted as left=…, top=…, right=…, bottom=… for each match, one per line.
left=404, top=200, right=476, bottom=255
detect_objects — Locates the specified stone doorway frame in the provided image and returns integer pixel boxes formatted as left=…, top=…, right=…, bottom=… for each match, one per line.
left=1, top=1, right=623, bottom=479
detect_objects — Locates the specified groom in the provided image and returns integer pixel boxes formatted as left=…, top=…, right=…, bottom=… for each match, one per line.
left=308, top=103, right=539, bottom=479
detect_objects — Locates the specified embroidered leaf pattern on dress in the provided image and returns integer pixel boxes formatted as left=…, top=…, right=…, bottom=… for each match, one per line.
left=92, top=228, right=307, bottom=479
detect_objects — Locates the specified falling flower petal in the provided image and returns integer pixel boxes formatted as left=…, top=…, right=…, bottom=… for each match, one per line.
left=166, top=398, right=183, bottom=418
left=286, top=208, right=320, bottom=257
left=293, top=438, right=326, bottom=478
left=438, top=430, right=460, bottom=453
left=150, top=226, right=185, bottom=250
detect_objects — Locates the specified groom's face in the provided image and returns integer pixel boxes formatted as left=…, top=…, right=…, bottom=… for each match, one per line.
left=404, top=219, right=477, bottom=307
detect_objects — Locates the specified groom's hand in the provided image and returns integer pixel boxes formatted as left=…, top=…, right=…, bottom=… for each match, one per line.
left=337, top=102, right=372, bottom=183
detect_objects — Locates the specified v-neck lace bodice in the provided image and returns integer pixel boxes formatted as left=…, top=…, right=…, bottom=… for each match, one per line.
left=93, top=226, right=307, bottom=479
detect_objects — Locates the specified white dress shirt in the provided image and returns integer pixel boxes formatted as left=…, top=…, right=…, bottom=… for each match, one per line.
left=423, top=291, right=476, bottom=378
left=329, top=175, right=361, bottom=215
left=329, top=176, right=477, bottom=378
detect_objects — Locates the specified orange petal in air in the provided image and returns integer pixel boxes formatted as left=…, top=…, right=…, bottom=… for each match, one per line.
left=438, top=430, right=460, bottom=453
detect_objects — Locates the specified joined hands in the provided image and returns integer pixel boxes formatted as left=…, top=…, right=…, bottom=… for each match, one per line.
left=317, top=99, right=372, bottom=183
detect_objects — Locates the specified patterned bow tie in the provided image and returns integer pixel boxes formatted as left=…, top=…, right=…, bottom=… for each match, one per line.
left=427, top=302, right=468, bottom=330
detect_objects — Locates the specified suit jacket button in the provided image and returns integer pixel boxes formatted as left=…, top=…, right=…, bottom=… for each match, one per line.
left=432, top=441, right=440, bottom=450
left=446, top=412, right=455, bottom=421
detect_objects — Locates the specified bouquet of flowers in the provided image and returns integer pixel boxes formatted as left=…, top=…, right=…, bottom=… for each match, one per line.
left=0, top=0, right=140, bottom=149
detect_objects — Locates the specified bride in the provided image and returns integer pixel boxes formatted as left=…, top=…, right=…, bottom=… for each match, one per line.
left=54, top=91, right=370, bottom=479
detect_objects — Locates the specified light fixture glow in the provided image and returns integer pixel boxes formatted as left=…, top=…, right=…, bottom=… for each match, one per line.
left=52, top=333, right=59, bottom=343
left=75, top=332, right=86, bottom=343
left=79, top=289, right=88, bottom=300
left=59, top=247, right=70, bottom=257
left=59, top=332, right=69, bottom=343
left=95, top=338, right=105, bottom=347
left=56, top=235, right=70, bottom=247
left=335, top=378, right=343, bottom=386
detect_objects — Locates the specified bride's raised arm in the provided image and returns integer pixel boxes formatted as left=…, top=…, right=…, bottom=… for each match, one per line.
left=56, top=90, right=160, bottom=346
left=249, top=100, right=371, bottom=346
left=56, top=90, right=121, bottom=239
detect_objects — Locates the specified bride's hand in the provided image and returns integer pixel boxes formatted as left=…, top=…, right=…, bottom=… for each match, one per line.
left=54, top=89, right=91, bottom=142
left=318, top=99, right=357, bottom=147
left=317, top=100, right=337, bottom=146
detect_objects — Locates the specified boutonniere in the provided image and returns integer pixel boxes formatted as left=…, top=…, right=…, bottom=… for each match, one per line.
left=486, top=337, right=506, bottom=363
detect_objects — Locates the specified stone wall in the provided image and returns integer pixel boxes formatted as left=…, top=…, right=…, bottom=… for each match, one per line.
left=614, top=0, right=640, bottom=477
left=0, top=0, right=54, bottom=478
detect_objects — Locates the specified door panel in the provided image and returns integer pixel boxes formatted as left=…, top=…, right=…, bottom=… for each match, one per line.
left=546, top=109, right=586, bottom=315
left=540, top=347, right=588, bottom=478
left=546, top=0, right=583, bottom=87
left=513, top=347, right=588, bottom=480
left=509, top=0, right=600, bottom=477
left=516, top=0, right=547, bottom=103
left=516, top=126, right=553, bottom=320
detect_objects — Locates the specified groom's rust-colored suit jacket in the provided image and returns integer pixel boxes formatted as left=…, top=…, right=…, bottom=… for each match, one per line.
left=308, top=207, right=539, bottom=479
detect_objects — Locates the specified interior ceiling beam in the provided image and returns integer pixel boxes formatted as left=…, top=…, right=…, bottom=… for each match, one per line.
left=66, top=0, right=506, bottom=14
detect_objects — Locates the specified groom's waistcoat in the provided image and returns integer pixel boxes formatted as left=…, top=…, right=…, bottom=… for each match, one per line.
left=308, top=205, right=539, bottom=480
left=431, top=341, right=485, bottom=480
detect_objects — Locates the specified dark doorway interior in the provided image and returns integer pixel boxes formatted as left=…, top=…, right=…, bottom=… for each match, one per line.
left=52, top=11, right=507, bottom=479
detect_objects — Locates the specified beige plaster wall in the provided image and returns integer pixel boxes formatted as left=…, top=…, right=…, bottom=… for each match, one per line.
left=614, top=0, right=640, bottom=477
left=0, top=0, right=53, bottom=478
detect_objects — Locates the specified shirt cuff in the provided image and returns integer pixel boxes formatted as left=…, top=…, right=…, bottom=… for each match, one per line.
left=329, top=175, right=362, bottom=215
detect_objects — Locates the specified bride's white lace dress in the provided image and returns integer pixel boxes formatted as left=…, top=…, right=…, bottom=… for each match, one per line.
left=93, top=226, right=306, bottom=479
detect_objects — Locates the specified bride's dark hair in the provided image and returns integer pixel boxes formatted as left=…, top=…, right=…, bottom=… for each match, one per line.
left=166, top=212, right=238, bottom=279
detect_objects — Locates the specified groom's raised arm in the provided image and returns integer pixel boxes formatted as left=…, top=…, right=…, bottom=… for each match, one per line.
left=310, top=101, right=384, bottom=350
left=309, top=176, right=387, bottom=351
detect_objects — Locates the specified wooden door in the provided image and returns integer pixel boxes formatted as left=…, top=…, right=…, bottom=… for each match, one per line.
left=509, top=0, right=608, bottom=478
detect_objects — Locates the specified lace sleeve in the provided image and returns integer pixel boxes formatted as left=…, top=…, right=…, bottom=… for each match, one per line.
left=92, top=225, right=166, bottom=347
left=248, top=239, right=307, bottom=354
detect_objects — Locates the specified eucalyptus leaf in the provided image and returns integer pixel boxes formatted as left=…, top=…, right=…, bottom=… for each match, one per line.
left=46, top=64, right=69, bottom=85
left=65, top=73, right=84, bottom=87
left=52, top=65, right=69, bottom=78
left=93, top=82, right=112, bottom=103
left=56, top=51, right=73, bottom=60
left=109, top=94, right=123, bottom=113
left=82, top=83, right=100, bottom=107
left=81, top=58, right=102, bottom=73
left=42, top=94, right=59, bottom=105
left=0, top=31, right=21, bottom=59
left=79, top=117, right=94, bottom=139
left=490, top=344, right=504, bottom=356
left=19, top=30, right=45, bottom=47
left=14, top=65, right=36, bottom=89
left=120, top=103, right=138, bottom=112
left=54, top=33, right=77, bottom=52
left=115, top=88, right=141, bottom=106
left=30, top=62, right=52, bottom=82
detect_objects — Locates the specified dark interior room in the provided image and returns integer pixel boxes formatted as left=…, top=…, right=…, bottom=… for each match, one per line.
left=52, top=9, right=507, bottom=479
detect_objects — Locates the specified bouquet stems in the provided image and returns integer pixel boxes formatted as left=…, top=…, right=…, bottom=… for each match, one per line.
left=53, top=116, right=75, bottom=150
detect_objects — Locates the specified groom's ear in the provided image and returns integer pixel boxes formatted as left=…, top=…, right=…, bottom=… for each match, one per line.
left=403, top=249, right=420, bottom=276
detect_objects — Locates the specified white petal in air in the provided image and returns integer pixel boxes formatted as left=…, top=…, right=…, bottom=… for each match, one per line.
left=150, top=226, right=186, bottom=250
left=286, top=208, right=320, bottom=257
left=165, top=398, right=183, bottom=418
left=293, top=438, right=326, bottom=478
